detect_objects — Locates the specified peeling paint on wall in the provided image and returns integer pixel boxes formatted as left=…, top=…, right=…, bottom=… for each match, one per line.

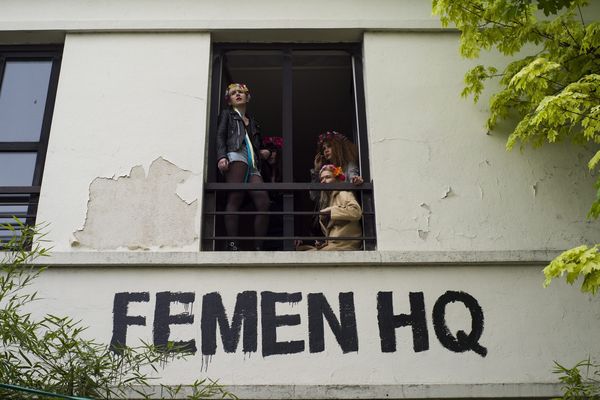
left=417, top=202, right=432, bottom=240
left=440, top=186, right=454, bottom=199
left=73, top=157, right=198, bottom=250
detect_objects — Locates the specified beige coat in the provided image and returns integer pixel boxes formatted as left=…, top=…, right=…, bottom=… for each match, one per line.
left=317, top=190, right=363, bottom=251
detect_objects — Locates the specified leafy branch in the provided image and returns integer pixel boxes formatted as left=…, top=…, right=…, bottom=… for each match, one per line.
left=0, top=220, right=237, bottom=400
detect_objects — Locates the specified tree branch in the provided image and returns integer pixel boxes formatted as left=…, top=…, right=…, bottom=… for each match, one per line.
left=577, top=4, right=585, bottom=28
left=561, top=21, right=579, bottom=47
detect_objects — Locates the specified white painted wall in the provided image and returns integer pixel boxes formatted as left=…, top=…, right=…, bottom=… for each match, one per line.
left=27, top=264, right=600, bottom=398
left=2, top=2, right=600, bottom=398
left=36, top=33, right=210, bottom=251
left=33, top=30, right=600, bottom=253
left=0, top=0, right=438, bottom=31
left=364, top=32, right=600, bottom=252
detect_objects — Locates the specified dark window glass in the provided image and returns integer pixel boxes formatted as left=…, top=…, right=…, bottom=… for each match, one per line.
left=0, top=47, right=61, bottom=244
left=0, top=61, right=52, bottom=142
left=0, top=153, right=37, bottom=186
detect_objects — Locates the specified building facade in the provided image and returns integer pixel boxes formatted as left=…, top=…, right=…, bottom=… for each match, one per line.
left=1, top=1, right=600, bottom=398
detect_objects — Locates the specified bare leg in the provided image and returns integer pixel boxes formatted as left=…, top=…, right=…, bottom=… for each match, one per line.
left=224, top=162, right=248, bottom=247
left=248, top=174, right=270, bottom=250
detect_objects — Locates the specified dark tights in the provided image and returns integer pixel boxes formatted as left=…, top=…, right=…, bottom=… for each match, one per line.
left=225, top=161, right=270, bottom=249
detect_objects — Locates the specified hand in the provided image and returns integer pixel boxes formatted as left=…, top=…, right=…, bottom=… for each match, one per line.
left=315, top=240, right=326, bottom=249
left=351, top=175, right=364, bottom=185
left=294, top=240, right=304, bottom=249
left=217, top=158, right=229, bottom=173
left=260, top=149, right=271, bottom=160
left=314, top=154, right=323, bottom=171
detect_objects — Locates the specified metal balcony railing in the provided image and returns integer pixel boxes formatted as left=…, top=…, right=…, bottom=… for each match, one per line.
left=0, top=186, right=40, bottom=245
left=202, top=182, right=376, bottom=251
left=0, top=383, right=91, bottom=400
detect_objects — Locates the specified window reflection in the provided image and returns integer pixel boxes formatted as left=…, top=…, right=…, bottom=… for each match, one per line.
left=0, top=61, right=52, bottom=142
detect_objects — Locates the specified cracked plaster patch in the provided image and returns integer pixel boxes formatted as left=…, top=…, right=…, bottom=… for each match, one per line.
left=73, top=157, right=198, bottom=250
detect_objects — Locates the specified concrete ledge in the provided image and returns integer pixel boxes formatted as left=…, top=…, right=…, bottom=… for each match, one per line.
left=32, top=250, right=561, bottom=267
left=128, top=383, right=563, bottom=399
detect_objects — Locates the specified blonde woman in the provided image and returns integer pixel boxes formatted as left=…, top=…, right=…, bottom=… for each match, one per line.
left=298, top=164, right=362, bottom=251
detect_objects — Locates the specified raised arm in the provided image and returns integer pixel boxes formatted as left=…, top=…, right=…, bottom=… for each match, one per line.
left=322, top=191, right=362, bottom=221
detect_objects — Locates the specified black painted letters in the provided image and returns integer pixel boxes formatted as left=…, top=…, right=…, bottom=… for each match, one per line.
left=432, top=290, right=487, bottom=357
left=201, top=291, right=257, bottom=355
left=261, top=291, right=305, bottom=356
left=153, top=291, right=196, bottom=353
left=110, top=292, right=150, bottom=353
left=377, top=291, right=429, bottom=352
left=308, top=292, right=358, bottom=353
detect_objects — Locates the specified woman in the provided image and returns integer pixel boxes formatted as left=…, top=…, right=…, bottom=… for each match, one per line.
left=311, top=131, right=363, bottom=189
left=298, top=164, right=363, bottom=251
left=216, top=83, right=271, bottom=251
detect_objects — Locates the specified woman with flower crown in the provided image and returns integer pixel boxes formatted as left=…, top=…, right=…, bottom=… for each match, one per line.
left=215, top=83, right=271, bottom=251
left=311, top=131, right=363, bottom=192
left=297, top=164, right=363, bottom=251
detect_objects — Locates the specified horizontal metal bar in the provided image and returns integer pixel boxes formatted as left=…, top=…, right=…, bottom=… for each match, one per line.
left=0, top=199, right=36, bottom=204
left=0, top=383, right=91, bottom=400
left=0, top=186, right=40, bottom=194
left=205, top=211, right=375, bottom=215
left=205, top=236, right=376, bottom=241
left=0, top=212, right=33, bottom=218
left=216, top=43, right=359, bottom=51
left=205, top=182, right=373, bottom=191
left=0, top=142, right=40, bottom=151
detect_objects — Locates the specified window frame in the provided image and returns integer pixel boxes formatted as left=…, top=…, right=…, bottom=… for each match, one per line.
left=0, top=45, right=62, bottom=238
left=202, top=43, right=375, bottom=251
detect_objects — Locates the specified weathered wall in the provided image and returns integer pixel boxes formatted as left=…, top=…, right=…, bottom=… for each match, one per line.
left=364, top=31, right=600, bottom=252
left=3, top=4, right=600, bottom=398
left=33, top=30, right=600, bottom=253
left=0, top=0, right=438, bottom=32
left=36, top=33, right=210, bottom=251
left=27, top=263, right=600, bottom=398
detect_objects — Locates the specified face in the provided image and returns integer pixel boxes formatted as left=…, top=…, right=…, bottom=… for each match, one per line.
left=320, top=170, right=335, bottom=184
left=268, top=150, right=277, bottom=165
left=227, top=86, right=249, bottom=107
left=322, top=143, right=332, bottom=160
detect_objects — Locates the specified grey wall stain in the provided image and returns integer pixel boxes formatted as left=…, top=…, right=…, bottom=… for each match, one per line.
left=73, top=157, right=198, bottom=250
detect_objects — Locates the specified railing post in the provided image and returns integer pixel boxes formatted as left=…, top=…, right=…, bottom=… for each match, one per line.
left=282, top=48, right=295, bottom=250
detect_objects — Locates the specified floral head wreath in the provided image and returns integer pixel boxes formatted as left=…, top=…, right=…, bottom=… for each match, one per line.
left=317, top=130, right=349, bottom=146
left=319, top=164, right=346, bottom=182
left=262, top=136, right=283, bottom=149
left=224, top=83, right=251, bottom=102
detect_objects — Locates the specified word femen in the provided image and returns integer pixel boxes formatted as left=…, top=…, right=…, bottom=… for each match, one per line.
left=110, top=290, right=487, bottom=358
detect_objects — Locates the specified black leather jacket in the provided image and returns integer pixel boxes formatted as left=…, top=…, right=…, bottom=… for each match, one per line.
left=216, top=108, right=262, bottom=165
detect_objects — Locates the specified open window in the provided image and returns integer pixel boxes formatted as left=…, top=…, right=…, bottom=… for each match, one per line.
left=202, top=44, right=375, bottom=251
left=0, top=45, right=62, bottom=243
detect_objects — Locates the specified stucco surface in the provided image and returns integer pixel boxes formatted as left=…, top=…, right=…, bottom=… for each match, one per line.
left=36, top=33, right=209, bottom=251
left=27, top=264, right=600, bottom=393
left=0, top=0, right=438, bottom=31
left=72, top=158, right=198, bottom=250
left=363, top=32, right=600, bottom=252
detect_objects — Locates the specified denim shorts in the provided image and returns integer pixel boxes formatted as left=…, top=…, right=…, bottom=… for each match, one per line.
left=227, top=150, right=261, bottom=177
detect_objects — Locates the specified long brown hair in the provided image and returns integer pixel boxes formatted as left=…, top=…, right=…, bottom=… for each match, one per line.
left=317, top=135, right=358, bottom=169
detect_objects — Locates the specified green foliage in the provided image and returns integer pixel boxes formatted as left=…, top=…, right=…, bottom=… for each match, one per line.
left=553, top=359, right=600, bottom=399
left=543, top=244, right=600, bottom=293
left=432, top=0, right=600, bottom=213
left=0, top=220, right=237, bottom=400
left=432, top=0, right=600, bottom=295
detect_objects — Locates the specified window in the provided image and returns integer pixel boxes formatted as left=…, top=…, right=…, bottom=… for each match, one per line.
left=0, top=46, right=62, bottom=243
left=202, top=44, right=375, bottom=251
